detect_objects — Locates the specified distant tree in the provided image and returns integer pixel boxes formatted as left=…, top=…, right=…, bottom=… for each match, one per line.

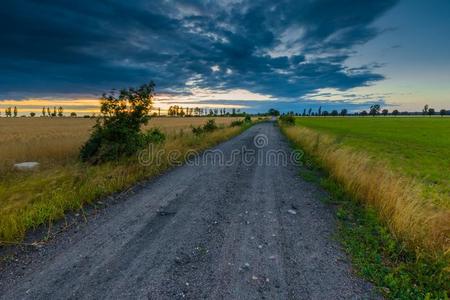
left=302, top=109, right=306, bottom=116
left=30, top=112, right=36, bottom=117
left=369, top=104, right=380, bottom=116
left=70, top=112, right=77, bottom=117
left=58, top=106, right=64, bottom=117
left=47, top=107, right=51, bottom=116
left=428, top=108, right=435, bottom=116
left=13, top=106, right=18, bottom=117
left=360, top=110, right=368, bottom=116
left=440, top=109, right=447, bottom=117
left=340, top=109, right=348, bottom=116
left=381, top=109, right=389, bottom=116
left=318, top=106, right=322, bottom=116
left=392, top=109, right=399, bottom=116
left=42, top=107, right=46, bottom=117
left=5, top=107, right=12, bottom=117
left=422, top=104, right=429, bottom=115
left=307, top=108, right=312, bottom=116
left=268, top=108, right=280, bottom=116
left=331, top=110, right=338, bottom=116
left=323, top=110, right=329, bottom=116
left=167, top=106, right=175, bottom=116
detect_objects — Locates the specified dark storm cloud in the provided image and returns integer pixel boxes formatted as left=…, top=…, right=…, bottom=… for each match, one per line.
left=0, top=0, right=398, bottom=100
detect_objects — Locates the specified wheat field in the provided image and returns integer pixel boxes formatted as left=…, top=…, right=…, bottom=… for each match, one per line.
left=0, top=117, right=241, bottom=170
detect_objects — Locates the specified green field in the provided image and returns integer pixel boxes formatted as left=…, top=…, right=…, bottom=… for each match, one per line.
left=294, top=117, right=450, bottom=207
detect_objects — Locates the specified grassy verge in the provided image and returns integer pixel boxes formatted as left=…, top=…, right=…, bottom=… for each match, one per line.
left=279, top=122, right=449, bottom=299
left=0, top=123, right=252, bottom=242
left=281, top=123, right=449, bottom=254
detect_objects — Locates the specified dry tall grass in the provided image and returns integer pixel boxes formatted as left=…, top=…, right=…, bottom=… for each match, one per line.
left=0, top=117, right=241, bottom=170
left=282, top=125, right=450, bottom=257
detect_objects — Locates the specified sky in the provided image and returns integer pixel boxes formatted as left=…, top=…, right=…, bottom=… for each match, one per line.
left=1, top=0, right=449, bottom=115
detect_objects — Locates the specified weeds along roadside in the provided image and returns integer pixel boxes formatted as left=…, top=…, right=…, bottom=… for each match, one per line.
left=279, top=122, right=449, bottom=298
left=0, top=121, right=254, bottom=243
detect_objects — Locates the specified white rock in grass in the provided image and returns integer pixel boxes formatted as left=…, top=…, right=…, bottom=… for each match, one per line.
left=14, top=162, right=40, bottom=171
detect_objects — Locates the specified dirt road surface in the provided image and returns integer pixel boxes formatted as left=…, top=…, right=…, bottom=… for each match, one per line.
left=0, top=122, right=376, bottom=299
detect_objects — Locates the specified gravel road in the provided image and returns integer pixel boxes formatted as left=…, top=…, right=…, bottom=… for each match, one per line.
left=0, top=122, right=376, bottom=299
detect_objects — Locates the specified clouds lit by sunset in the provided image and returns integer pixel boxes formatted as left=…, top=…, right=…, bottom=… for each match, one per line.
left=1, top=0, right=449, bottom=114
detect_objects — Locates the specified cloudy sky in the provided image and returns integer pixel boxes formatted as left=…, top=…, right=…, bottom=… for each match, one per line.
left=1, top=0, right=449, bottom=114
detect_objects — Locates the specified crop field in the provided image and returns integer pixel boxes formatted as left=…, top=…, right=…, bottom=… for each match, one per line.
left=282, top=117, right=450, bottom=256
left=0, top=116, right=247, bottom=241
left=0, top=117, right=242, bottom=170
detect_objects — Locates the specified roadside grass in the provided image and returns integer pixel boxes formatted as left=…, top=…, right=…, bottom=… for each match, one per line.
left=280, top=120, right=450, bottom=256
left=289, top=133, right=449, bottom=299
left=0, top=119, right=252, bottom=242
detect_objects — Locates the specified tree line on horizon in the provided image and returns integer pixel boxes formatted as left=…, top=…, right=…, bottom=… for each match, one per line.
left=166, top=106, right=244, bottom=117
left=1, top=106, right=77, bottom=118
left=1, top=103, right=449, bottom=118
left=0, top=105, right=248, bottom=118
left=275, top=104, right=449, bottom=117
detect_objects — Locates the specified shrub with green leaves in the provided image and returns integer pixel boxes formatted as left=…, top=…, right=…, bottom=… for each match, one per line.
left=192, top=119, right=219, bottom=136
left=191, top=126, right=204, bottom=136
left=80, top=82, right=156, bottom=164
left=142, top=128, right=166, bottom=144
left=230, top=120, right=244, bottom=127
left=279, top=115, right=295, bottom=125
left=203, top=119, right=218, bottom=132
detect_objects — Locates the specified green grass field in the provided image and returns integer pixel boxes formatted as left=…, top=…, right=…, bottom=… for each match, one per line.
left=294, top=117, right=450, bottom=208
